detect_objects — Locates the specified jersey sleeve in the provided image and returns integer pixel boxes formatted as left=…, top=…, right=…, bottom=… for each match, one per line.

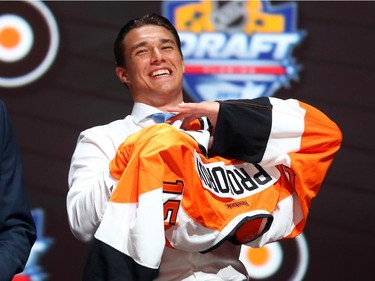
left=209, top=97, right=273, bottom=163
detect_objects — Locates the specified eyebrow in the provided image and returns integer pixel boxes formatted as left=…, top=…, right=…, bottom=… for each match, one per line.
left=130, top=38, right=176, bottom=53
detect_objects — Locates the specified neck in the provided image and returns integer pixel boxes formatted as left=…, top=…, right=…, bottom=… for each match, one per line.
left=134, top=95, right=183, bottom=112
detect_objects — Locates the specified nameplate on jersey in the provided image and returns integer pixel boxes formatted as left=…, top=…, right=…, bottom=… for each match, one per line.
left=194, top=150, right=279, bottom=199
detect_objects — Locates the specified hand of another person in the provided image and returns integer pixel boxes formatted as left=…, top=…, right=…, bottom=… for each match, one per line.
left=167, top=101, right=220, bottom=131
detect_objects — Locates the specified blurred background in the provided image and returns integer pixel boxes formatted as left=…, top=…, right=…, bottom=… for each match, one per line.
left=0, top=1, right=374, bottom=280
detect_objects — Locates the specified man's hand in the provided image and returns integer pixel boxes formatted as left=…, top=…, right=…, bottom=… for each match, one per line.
left=167, top=101, right=220, bottom=131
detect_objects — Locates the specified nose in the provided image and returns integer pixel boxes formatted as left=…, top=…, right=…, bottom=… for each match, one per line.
left=151, top=48, right=163, bottom=64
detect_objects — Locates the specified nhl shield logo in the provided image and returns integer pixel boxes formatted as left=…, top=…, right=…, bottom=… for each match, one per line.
left=163, top=0, right=305, bottom=101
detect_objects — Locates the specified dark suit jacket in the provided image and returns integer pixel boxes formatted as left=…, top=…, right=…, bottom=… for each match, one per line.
left=0, top=101, right=36, bottom=281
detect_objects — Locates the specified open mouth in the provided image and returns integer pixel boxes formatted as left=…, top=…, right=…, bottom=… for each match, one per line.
left=150, top=69, right=171, bottom=77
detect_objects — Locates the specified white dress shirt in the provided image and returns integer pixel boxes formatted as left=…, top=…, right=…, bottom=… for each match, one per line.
left=67, top=102, right=248, bottom=281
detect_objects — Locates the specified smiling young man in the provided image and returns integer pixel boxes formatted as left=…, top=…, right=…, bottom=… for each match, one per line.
left=67, top=14, right=250, bottom=281
left=67, top=13, right=342, bottom=281
left=115, top=16, right=185, bottom=111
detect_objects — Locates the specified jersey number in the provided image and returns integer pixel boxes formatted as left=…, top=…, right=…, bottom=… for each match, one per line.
left=163, top=180, right=184, bottom=226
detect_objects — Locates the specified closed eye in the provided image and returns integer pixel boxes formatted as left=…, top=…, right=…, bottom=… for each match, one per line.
left=135, top=49, right=148, bottom=55
left=162, top=45, right=173, bottom=50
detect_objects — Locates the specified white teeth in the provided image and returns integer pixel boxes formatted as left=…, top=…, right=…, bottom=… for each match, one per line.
left=151, top=69, right=170, bottom=77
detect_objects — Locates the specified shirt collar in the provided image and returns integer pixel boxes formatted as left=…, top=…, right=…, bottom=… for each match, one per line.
left=131, top=102, right=182, bottom=128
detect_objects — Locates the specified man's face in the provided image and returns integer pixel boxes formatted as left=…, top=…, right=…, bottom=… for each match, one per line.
left=117, top=25, right=185, bottom=104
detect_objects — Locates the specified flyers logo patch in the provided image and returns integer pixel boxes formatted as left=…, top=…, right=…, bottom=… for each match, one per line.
left=163, top=0, right=305, bottom=101
left=240, top=234, right=309, bottom=280
left=0, top=1, right=59, bottom=88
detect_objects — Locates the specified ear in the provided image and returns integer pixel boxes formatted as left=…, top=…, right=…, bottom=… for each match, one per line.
left=116, top=66, right=129, bottom=84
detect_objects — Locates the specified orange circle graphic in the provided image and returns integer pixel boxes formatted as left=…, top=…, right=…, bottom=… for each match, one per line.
left=247, top=247, right=270, bottom=266
left=0, top=26, right=20, bottom=48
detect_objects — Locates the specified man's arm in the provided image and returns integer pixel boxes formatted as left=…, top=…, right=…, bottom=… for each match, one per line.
left=0, top=101, right=36, bottom=280
left=168, top=97, right=341, bottom=166
left=67, top=129, right=119, bottom=242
